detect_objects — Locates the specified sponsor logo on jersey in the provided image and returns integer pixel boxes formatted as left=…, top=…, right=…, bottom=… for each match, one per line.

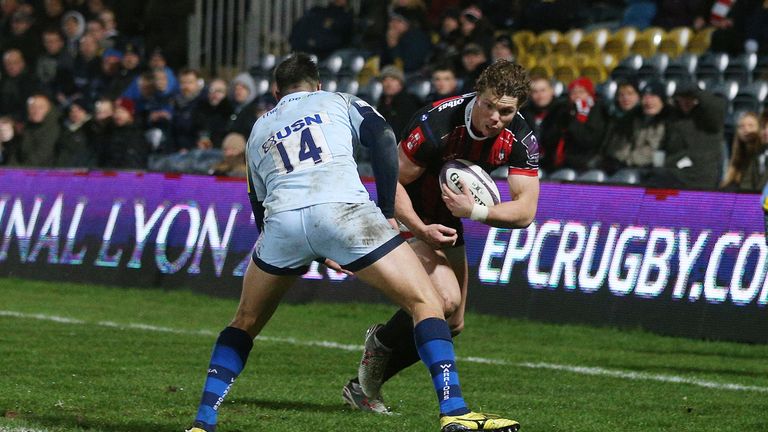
left=261, top=112, right=330, bottom=153
left=437, top=97, right=464, bottom=112
left=405, top=126, right=425, bottom=151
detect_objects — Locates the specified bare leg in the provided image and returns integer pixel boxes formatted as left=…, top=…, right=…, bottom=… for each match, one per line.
left=230, top=259, right=296, bottom=337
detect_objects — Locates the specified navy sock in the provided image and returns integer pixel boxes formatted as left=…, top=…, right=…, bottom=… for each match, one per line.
left=377, top=309, right=421, bottom=382
left=414, top=318, right=470, bottom=416
left=194, top=327, right=253, bottom=431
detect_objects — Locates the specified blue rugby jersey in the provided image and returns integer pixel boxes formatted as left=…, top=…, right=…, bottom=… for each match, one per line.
left=246, top=91, right=380, bottom=216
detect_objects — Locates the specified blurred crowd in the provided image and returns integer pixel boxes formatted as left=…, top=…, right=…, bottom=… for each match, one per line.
left=1, top=0, right=767, bottom=192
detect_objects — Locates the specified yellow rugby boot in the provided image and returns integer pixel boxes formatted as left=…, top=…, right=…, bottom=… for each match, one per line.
left=440, top=411, right=520, bottom=432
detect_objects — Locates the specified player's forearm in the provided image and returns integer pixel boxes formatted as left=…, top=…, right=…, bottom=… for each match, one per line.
left=394, top=182, right=428, bottom=234
left=484, top=199, right=537, bottom=229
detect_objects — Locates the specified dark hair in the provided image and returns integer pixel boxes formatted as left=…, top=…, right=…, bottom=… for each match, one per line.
left=274, top=52, right=319, bottom=93
left=431, top=61, right=456, bottom=76
left=475, top=59, right=530, bottom=105
left=179, top=68, right=201, bottom=79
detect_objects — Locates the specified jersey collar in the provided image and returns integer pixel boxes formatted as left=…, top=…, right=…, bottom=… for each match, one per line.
left=464, top=96, right=488, bottom=141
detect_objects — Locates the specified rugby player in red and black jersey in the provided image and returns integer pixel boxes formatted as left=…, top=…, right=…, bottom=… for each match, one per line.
left=343, top=60, right=539, bottom=428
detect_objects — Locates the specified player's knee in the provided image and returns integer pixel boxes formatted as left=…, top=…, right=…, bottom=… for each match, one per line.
left=442, top=297, right=461, bottom=318
left=229, top=311, right=260, bottom=336
left=450, top=321, right=464, bottom=336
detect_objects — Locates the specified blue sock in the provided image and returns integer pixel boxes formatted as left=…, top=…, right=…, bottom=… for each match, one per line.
left=194, top=327, right=253, bottom=431
left=414, top=318, right=470, bottom=416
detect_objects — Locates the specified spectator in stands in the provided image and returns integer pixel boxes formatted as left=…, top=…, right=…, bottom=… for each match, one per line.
left=720, top=111, right=767, bottom=191
left=426, top=62, right=460, bottom=104
left=91, top=96, right=113, bottom=159
left=2, top=10, right=40, bottom=64
left=209, top=132, right=247, bottom=177
left=86, top=17, right=110, bottom=50
left=379, top=8, right=432, bottom=74
left=621, top=0, right=657, bottom=29
left=600, top=80, right=669, bottom=173
left=355, top=0, right=388, bottom=52
left=743, top=1, right=768, bottom=55
left=458, top=43, right=489, bottom=93
left=18, top=94, right=61, bottom=167
left=0, top=0, right=20, bottom=37
left=99, top=9, right=121, bottom=50
left=143, top=68, right=175, bottom=151
left=226, top=72, right=260, bottom=137
left=429, top=7, right=462, bottom=66
left=0, top=49, right=40, bottom=121
left=0, top=116, right=21, bottom=165
left=195, top=78, right=232, bottom=149
left=652, top=81, right=726, bottom=188
left=391, top=0, right=430, bottom=29
left=61, top=10, right=85, bottom=59
left=376, top=65, right=422, bottom=138
left=110, top=43, right=142, bottom=97
left=71, top=33, right=101, bottom=97
left=86, top=0, right=108, bottom=20
left=148, top=48, right=179, bottom=95
left=555, top=76, right=610, bottom=171
left=520, top=75, right=569, bottom=171
left=491, top=33, right=515, bottom=62
left=458, top=5, right=495, bottom=56
left=612, top=78, right=641, bottom=118
left=289, top=0, right=354, bottom=60
left=89, top=47, right=122, bottom=100
left=57, top=96, right=96, bottom=167
left=39, top=0, right=66, bottom=30
left=37, top=28, right=75, bottom=99
left=708, top=0, right=757, bottom=55
left=102, top=97, right=147, bottom=169
left=171, top=68, right=205, bottom=153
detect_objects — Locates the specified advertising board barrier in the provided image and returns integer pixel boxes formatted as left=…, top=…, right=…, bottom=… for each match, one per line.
left=1, top=168, right=766, bottom=342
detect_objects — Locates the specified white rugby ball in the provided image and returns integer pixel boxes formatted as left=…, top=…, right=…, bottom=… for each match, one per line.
left=439, top=159, right=501, bottom=207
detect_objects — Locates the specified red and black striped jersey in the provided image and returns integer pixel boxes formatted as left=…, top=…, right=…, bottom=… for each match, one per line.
left=397, top=93, right=539, bottom=243
left=399, top=92, right=539, bottom=178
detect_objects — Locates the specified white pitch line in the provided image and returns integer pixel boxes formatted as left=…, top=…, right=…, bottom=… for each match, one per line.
left=2, top=310, right=767, bottom=394
left=0, top=427, right=50, bottom=432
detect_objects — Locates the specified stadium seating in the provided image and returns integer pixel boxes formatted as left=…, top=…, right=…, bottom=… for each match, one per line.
left=636, top=53, right=669, bottom=81
left=658, top=27, right=692, bottom=58
left=576, top=28, right=609, bottom=56
left=512, top=30, right=536, bottom=54
left=408, top=79, right=432, bottom=101
left=607, top=168, right=642, bottom=185
left=554, top=62, right=580, bottom=84
left=723, top=53, right=757, bottom=84
left=664, top=53, right=697, bottom=82
left=732, top=81, right=768, bottom=113
left=358, top=79, right=383, bottom=105
left=631, top=27, right=665, bottom=58
left=321, top=78, right=338, bottom=93
left=548, top=168, right=578, bottom=181
left=250, top=53, right=277, bottom=78
left=576, top=169, right=607, bottom=182
left=611, top=54, right=643, bottom=80
left=696, top=52, right=729, bottom=85
left=604, top=27, right=637, bottom=60
left=338, top=77, right=359, bottom=95
left=687, top=27, right=715, bottom=55
left=598, top=79, right=618, bottom=101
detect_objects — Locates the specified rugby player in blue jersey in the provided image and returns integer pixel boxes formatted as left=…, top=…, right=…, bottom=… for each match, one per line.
left=185, top=53, right=520, bottom=432
left=343, top=60, right=540, bottom=421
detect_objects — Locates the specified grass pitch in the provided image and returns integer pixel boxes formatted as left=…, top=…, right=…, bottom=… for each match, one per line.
left=0, top=278, right=767, bottom=432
